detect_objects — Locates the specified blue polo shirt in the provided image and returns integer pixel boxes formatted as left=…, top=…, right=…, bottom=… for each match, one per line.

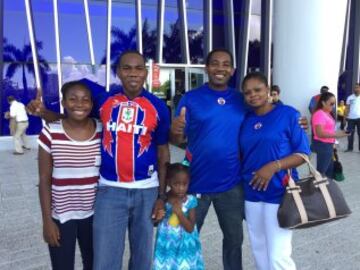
left=239, top=104, right=311, bottom=203
left=176, top=83, right=247, bottom=194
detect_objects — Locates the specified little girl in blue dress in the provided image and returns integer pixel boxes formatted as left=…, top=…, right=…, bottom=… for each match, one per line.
left=153, top=163, right=204, bottom=270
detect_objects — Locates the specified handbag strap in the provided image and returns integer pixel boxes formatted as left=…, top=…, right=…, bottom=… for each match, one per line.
left=294, top=153, right=324, bottom=182
left=288, top=153, right=337, bottom=219
left=317, top=181, right=337, bottom=218
left=287, top=170, right=309, bottom=223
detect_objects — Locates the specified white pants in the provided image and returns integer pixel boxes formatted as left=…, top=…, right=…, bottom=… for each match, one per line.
left=13, top=121, right=29, bottom=153
left=245, top=201, right=296, bottom=270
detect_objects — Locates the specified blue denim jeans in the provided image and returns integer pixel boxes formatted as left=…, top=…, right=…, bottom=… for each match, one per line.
left=312, top=140, right=334, bottom=178
left=93, top=186, right=158, bottom=270
left=195, top=183, right=244, bottom=270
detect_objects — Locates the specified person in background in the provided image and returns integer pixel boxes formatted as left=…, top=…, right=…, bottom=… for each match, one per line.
left=4, top=111, right=16, bottom=135
left=308, top=86, right=333, bottom=150
left=153, top=163, right=204, bottom=270
left=173, top=89, right=183, bottom=111
left=337, top=100, right=346, bottom=130
left=7, top=96, right=30, bottom=154
left=239, top=72, right=310, bottom=270
left=308, top=85, right=329, bottom=114
left=270, top=85, right=283, bottom=105
left=38, top=81, right=101, bottom=270
left=344, top=83, right=360, bottom=152
left=311, top=92, right=349, bottom=177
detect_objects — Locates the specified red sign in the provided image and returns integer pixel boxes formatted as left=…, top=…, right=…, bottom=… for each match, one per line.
left=152, top=63, right=161, bottom=88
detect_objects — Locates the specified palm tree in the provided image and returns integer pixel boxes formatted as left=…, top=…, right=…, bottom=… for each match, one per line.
left=163, top=19, right=182, bottom=63
left=4, top=41, right=50, bottom=103
left=101, top=26, right=137, bottom=75
left=142, top=19, right=157, bottom=61
left=188, top=28, right=204, bottom=64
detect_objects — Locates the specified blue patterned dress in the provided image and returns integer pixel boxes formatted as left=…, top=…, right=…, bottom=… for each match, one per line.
left=153, top=195, right=205, bottom=270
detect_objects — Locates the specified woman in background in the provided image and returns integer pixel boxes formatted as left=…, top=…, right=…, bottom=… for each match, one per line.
left=311, top=92, right=348, bottom=178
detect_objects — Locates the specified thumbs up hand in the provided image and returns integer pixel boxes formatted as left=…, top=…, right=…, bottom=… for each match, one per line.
left=171, top=107, right=187, bottom=142
left=179, top=107, right=186, bottom=123
left=27, top=89, right=45, bottom=117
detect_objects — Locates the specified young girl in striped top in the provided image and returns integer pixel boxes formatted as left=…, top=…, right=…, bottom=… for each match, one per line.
left=38, top=81, right=101, bottom=270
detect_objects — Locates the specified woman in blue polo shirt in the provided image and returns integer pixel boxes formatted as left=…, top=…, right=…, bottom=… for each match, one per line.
left=239, top=72, right=311, bottom=270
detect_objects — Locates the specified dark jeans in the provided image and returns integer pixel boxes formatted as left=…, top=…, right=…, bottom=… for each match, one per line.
left=312, top=140, right=334, bottom=178
left=49, top=216, right=93, bottom=270
left=195, top=183, right=244, bottom=270
left=337, top=115, right=346, bottom=130
left=347, top=118, right=360, bottom=150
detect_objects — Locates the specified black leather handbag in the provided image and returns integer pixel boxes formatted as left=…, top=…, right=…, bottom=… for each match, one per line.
left=277, top=154, right=351, bottom=229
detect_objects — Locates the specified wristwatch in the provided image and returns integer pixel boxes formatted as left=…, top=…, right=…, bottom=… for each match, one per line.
left=158, top=193, right=167, bottom=201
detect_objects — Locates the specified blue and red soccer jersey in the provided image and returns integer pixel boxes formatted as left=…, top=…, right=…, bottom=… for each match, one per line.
left=92, top=86, right=170, bottom=187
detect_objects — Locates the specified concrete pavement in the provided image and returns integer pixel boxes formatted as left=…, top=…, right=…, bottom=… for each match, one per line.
left=0, top=136, right=359, bottom=269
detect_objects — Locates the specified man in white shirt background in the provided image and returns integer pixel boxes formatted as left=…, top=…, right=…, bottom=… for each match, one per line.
left=345, top=83, right=360, bottom=152
left=5, top=96, right=30, bottom=154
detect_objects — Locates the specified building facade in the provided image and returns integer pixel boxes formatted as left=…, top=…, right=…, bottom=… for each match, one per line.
left=0, top=0, right=359, bottom=136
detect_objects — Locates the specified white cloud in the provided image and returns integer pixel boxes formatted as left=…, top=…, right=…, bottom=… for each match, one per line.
left=61, top=56, right=120, bottom=86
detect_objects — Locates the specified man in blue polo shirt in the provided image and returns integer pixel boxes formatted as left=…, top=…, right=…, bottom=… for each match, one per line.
left=171, top=48, right=246, bottom=270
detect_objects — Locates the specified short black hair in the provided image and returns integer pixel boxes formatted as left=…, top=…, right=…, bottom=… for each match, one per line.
left=7, top=96, right=15, bottom=103
left=166, top=162, right=190, bottom=185
left=320, top=85, right=329, bottom=94
left=241, top=72, right=269, bottom=90
left=206, top=48, right=234, bottom=67
left=116, top=50, right=146, bottom=69
left=61, top=80, right=92, bottom=100
left=271, top=85, right=280, bottom=94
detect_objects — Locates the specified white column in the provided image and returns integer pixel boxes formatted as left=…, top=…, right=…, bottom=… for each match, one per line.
left=272, top=0, right=347, bottom=116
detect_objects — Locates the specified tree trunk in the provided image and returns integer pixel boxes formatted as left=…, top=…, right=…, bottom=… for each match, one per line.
left=22, top=64, right=29, bottom=104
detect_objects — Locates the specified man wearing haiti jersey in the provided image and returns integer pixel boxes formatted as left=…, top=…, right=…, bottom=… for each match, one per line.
left=27, top=51, right=170, bottom=270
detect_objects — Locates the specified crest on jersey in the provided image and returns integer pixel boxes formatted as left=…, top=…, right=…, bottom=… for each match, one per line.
left=121, top=107, right=135, bottom=123
left=254, top=122, right=263, bottom=130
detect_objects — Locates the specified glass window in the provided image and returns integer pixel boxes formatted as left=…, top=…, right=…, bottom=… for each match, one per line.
left=142, top=0, right=158, bottom=61
left=31, top=0, right=57, bottom=63
left=187, top=0, right=204, bottom=64
left=3, top=1, right=30, bottom=59
left=58, top=0, right=90, bottom=64
left=248, top=0, right=261, bottom=72
left=232, top=0, right=261, bottom=72
left=108, top=2, right=137, bottom=75
left=212, top=0, right=226, bottom=49
left=61, top=62, right=117, bottom=88
left=89, top=0, right=107, bottom=65
left=163, top=1, right=182, bottom=63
